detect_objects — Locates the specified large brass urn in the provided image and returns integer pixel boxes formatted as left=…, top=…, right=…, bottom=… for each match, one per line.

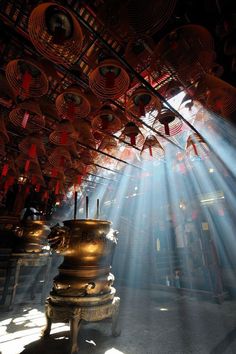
left=48, top=218, right=118, bottom=304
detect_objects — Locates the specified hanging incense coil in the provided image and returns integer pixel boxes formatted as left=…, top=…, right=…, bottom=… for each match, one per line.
left=195, top=74, right=236, bottom=120
left=186, top=133, right=209, bottom=160
left=1, top=157, right=17, bottom=178
left=89, top=59, right=130, bottom=100
left=49, top=119, right=78, bottom=146
left=127, top=0, right=177, bottom=36
left=153, top=25, right=215, bottom=84
left=19, top=134, right=46, bottom=157
left=48, top=147, right=72, bottom=170
left=56, top=87, right=91, bottom=120
left=9, top=101, right=45, bottom=131
left=140, top=135, right=164, bottom=160
left=98, top=136, right=118, bottom=153
left=128, top=87, right=162, bottom=118
left=5, top=59, right=49, bottom=98
left=15, top=153, right=41, bottom=182
left=121, top=122, right=145, bottom=147
left=0, top=115, right=9, bottom=143
left=125, top=36, right=155, bottom=72
left=92, top=107, right=122, bottom=134
left=153, top=109, right=183, bottom=136
left=42, top=163, right=64, bottom=180
left=28, top=2, right=83, bottom=67
left=73, top=119, right=94, bottom=144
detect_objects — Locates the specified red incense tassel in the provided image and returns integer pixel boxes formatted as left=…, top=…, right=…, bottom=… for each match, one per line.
left=35, top=184, right=41, bottom=192
left=25, top=160, right=30, bottom=172
left=164, top=122, right=170, bottom=135
left=130, top=134, right=136, bottom=146
left=60, top=131, right=68, bottom=145
left=28, top=144, right=37, bottom=159
left=139, top=100, right=146, bottom=117
left=42, top=190, right=49, bottom=201
left=22, top=111, right=30, bottom=128
left=105, top=71, right=116, bottom=88
left=149, top=146, right=153, bottom=157
left=1, top=163, right=9, bottom=176
left=51, top=167, right=58, bottom=178
left=21, top=71, right=32, bottom=94
left=78, top=175, right=82, bottom=185
left=55, top=180, right=60, bottom=195
left=191, top=142, right=199, bottom=156
left=68, top=102, right=75, bottom=121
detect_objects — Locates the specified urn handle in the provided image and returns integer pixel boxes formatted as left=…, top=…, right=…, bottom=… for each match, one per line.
left=48, top=223, right=70, bottom=252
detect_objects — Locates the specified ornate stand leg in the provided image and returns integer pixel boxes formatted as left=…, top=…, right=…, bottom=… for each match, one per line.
left=112, top=297, right=121, bottom=337
left=41, top=305, right=52, bottom=337
left=70, top=315, right=81, bottom=354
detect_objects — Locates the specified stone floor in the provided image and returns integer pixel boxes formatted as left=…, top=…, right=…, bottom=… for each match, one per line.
left=1, top=286, right=236, bottom=354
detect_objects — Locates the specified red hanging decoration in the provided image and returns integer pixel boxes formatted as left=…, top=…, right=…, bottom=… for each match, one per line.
left=4, top=176, right=15, bottom=193
left=1, top=163, right=9, bottom=177
left=60, top=131, right=68, bottom=145
left=149, top=146, right=153, bottom=157
left=28, top=144, right=37, bottom=159
left=22, top=111, right=30, bottom=128
left=191, top=142, right=199, bottom=156
left=42, top=190, right=49, bottom=201
left=77, top=175, right=82, bottom=185
left=25, top=160, right=31, bottom=172
left=51, top=167, right=58, bottom=178
left=21, top=71, right=32, bottom=93
left=35, top=184, right=41, bottom=192
left=164, top=122, right=170, bottom=135
left=31, top=175, right=37, bottom=185
left=139, top=100, right=146, bottom=117
left=55, top=180, right=60, bottom=195
left=130, top=133, right=136, bottom=146
left=105, top=71, right=116, bottom=88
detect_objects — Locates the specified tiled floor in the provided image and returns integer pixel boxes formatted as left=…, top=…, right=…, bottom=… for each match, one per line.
left=1, top=287, right=236, bottom=354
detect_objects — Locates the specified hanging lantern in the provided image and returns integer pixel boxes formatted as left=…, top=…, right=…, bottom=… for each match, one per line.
left=140, top=135, right=164, bottom=160
left=122, top=122, right=144, bottom=147
left=48, top=147, right=72, bottom=170
left=5, top=59, right=49, bottom=98
left=9, top=101, right=44, bottom=131
left=18, top=134, right=46, bottom=157
left=28, top=3, right=83, bottom=67
left=153, top=25, right=215, bottom=85
left=153, top=109, right=183, bottom=136
left=128, top=87, right=162, bottom=118
left=92, top=106, right=122, bottom=134
left=127, top=0, right=176, bottom=36
left=49, top=120, right=78, bottom=146
left=89, top=59, right=130, bottom=99
left=186, top=133, right=209, bottom=160
left=55, top=87, right=91, bottom=120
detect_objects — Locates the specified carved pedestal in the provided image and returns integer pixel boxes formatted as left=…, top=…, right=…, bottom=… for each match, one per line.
left=42, top=296, right=121, bottom=354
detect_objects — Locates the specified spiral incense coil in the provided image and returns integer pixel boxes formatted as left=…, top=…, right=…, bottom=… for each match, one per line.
left=186, top=133, right=209, bottom=160
left=125, top=36, right=155, bottom=72
left=18, top=134, right=46, bottom=157
left=89, top=59, right=130, bottom=100
left=154, top=25, right=215, bottom=84
left=42, top=163, right=64, bottom=180
left=128, top=87, right=162, bottom=118
left=9, top=102, right=45, bottom=131
left=73, top=119, right=94, bottom=144
left=140, top=135, right=164, bottom=160
left=195, top=74, right=236, bottom=119
left=28, top=2, right=83, bottom=67
left=92, top=107, right=122, bottom=134
left=56, top=87, right=91, bottom=120
left=48, top=147, right=72, bottom=169
left=127, top=0, right=177, bottom=36
left=153, top=109, right=183, bottom=136
left=5, top=59, right=48, bottom=98
left=49, top=120, right=78, bottom=146
left=121, top=122, right=145, bottom=148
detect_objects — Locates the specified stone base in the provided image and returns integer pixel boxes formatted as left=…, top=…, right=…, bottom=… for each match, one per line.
left=42, top=295, right=121, bottom=354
